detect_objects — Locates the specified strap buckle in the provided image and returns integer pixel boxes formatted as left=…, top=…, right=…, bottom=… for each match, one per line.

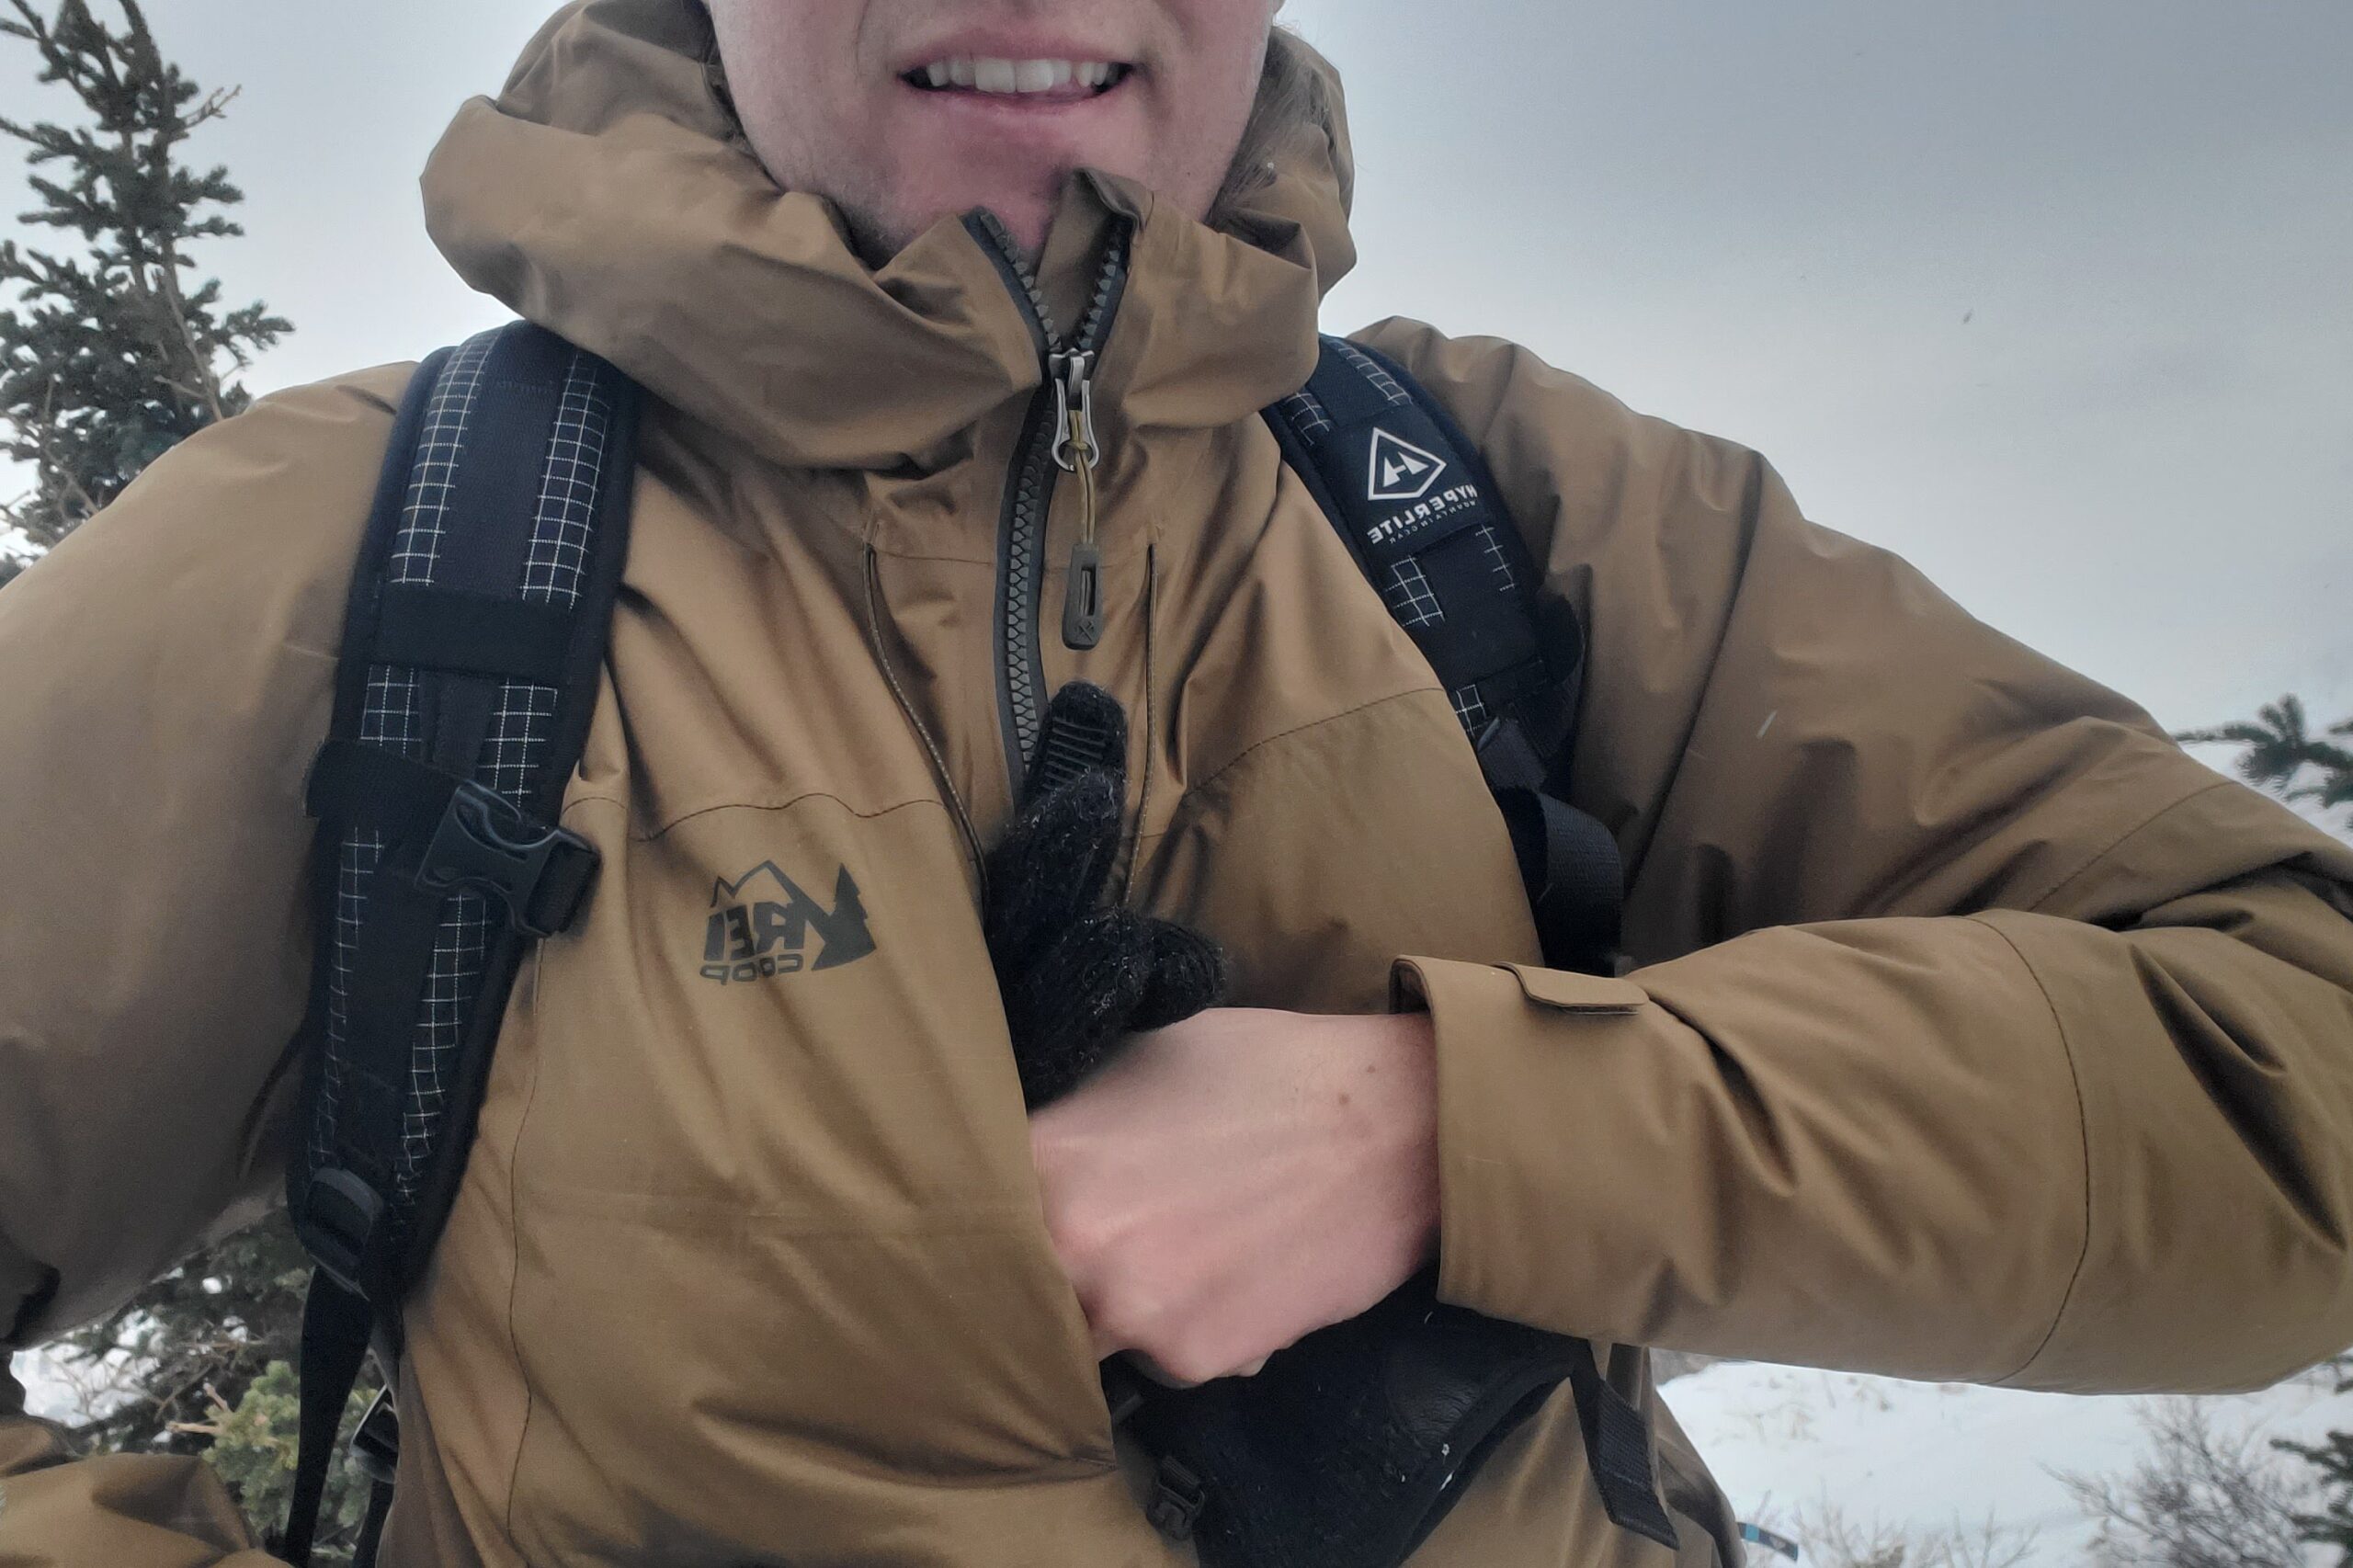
left=301, top=1168, right=389, bottom=1299
left=1471, top=713, right=1548, bottom=794
left=1145, top=1457, right=1210, bottom=1540
left=416, top=779, right=598, bottom=938
left=349, top=1387, right=402, bottom=1487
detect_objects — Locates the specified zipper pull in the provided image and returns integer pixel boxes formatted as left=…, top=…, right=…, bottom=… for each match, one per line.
left=1051, top=351, right=1106, bottom=651
left=1049, top=351, right=1098, bottom=475
left=1063, top=537, right=1104, bottom=651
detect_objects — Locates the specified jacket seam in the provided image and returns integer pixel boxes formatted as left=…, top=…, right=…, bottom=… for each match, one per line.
left=1968, top=913, right=2094, bottom=1386
left=563, top=790, right=949, bottom=844
left=1184, top=687, right=1443, bottom=801
left=2024, top=780, right=2237, bottom=915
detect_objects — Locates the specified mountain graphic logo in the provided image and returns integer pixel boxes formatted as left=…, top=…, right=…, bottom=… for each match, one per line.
left=1367, top=427, right=1449, bottom=503
left=699, top=861, right=876, bottom=984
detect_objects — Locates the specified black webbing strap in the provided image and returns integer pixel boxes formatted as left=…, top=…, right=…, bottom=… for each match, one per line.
left=281, top=323, right=642, bottom=1565
left=354, top=1480, right=394, bottom=1568
left=1565, top=1343, right=1681, bottom=1549
left=278, top=1276, right=371, bottom=1566
left=1495, top=786, right=1626, bottom=964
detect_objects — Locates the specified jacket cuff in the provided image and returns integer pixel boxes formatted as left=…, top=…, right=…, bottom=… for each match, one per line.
left=1392, top=956, right=1656, bottom=1330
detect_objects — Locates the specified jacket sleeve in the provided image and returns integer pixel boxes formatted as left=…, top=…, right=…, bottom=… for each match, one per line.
left=1360, top=318, right=2353, bottom=1396
left=0, top=368, right=406, bottom=1562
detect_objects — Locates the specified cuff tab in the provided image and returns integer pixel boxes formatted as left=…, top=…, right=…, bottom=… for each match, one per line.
left=1504, top=964, right=1648, bottom=1013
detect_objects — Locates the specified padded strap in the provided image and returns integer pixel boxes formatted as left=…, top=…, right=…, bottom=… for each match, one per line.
left=371, top=584, right=574, bottom=683
left=284, top=322, right=643, bottom=1557
left=1267, top=338, right=1622, bottom=971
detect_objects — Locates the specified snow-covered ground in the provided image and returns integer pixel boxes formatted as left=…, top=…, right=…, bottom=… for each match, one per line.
left=1664, top=1359, right=2348, bottom=1565
left=14, top=1342, right=125, bottom=1426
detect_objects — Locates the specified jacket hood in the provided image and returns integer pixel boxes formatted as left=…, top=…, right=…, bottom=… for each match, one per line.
left=420, top=0, right=1358, bottom=472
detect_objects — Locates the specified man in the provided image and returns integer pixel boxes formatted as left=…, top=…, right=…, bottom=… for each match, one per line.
left=3, top=0, right=2350, bottom=1563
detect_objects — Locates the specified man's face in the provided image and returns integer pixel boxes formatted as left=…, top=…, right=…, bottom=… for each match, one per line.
left=707, top=0, right=1280, bottom=262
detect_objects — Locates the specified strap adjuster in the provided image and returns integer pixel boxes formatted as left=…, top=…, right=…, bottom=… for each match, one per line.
left=301, top=1167, right=389, bottom=1300
left=1472, top=713, right=1548, bottom=794
left=1145, top=1457, right=1210, bottom=1540
left=349, top=1387, right=402, bottom=1487
left=416, top=779, right=598, bottom=938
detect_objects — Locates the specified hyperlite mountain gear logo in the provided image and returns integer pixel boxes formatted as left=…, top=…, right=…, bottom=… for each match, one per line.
left=1368, top=427, right=1449, bottom=503
left=700, top=861, right=876, bottom=983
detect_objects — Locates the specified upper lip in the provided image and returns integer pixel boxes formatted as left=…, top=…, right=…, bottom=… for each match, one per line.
left=892, top=34, right=1133, bottom=75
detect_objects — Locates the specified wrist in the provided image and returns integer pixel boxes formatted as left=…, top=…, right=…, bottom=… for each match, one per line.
left=1328, top=1010, right=1440, bottom=1263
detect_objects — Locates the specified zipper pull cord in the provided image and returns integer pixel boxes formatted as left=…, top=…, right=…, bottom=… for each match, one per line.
left=1051, top=351, right=1106, bottom=651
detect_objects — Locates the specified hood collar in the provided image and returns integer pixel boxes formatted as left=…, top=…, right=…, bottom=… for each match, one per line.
left=421, top=0, right=1358, bottom=472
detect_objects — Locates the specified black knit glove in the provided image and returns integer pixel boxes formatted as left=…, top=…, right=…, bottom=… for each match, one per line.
left=982, top=681, right=1227, bottom=1108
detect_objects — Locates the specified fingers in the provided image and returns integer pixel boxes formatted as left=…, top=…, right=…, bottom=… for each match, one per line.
left=1126, top=922, right=1228, bottom=1034
left=982, top=680, right=1229, bottom=1106
left=1005, top=909, right=1162, bottom=1106
left=983, top=769, right=1123, bottom=957
left=1021, top=680, right=1129, bottom=801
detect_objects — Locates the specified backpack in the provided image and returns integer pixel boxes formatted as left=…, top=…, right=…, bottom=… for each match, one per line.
left=276, top=319, right=1649, bottom=1566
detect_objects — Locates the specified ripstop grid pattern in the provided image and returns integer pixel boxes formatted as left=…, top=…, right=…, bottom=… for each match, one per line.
left=1275, top=388, right=1333, bottom=442
left=1449, top=686, right=1491, bottom=735
left=1330, top=341, right=1413, bottom=409
left=314, top=335, right=617, bottom=1215
left=1383, top=558, right=1445, bottom=630
left=1477, top=525, right=1519, bottom=592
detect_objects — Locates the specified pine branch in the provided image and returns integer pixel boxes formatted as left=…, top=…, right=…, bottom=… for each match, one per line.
left=0, top=0, right=290, bottom=565
left=2175, top=722, right=2277, bottom=749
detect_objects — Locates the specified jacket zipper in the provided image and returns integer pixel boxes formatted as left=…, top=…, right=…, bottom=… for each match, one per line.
left=965, top=210, right=1132, bottom=795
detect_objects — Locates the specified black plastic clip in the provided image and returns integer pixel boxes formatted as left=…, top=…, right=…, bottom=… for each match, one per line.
left=301, top=1167, right=389, bottom=1300
left=416, top=779, right=598, bottom=938
left=349, top=1387, right=402, bottom=1487
left=1145, top=1457, right=1210, bottom=1540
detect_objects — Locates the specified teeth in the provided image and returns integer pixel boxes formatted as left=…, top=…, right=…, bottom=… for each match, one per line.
left=915, top=57, right=1120, bottom=95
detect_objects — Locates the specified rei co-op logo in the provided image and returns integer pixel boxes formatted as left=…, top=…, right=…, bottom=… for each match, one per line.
left=699, top=861, right=876, bottom=984
left=1367, top=426, right=1449, bottom=503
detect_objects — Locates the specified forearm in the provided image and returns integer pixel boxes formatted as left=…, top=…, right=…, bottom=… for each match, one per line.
left=1406, top=850, right=2353, bottom=1393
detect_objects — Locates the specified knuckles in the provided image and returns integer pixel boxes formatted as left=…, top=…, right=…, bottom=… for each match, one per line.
left=1036, top=1176, right=1246, bottom=1383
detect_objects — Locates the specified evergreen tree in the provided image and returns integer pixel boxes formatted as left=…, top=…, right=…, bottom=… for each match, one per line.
left=2273, top=1358, right=2353, bottom=1567
left=0, top=4, right=366, bottom=1555
left=2278, top=1430, right=2353, bottom=1566
left=2178, top=695, right=2353, bottom=828
left=0, top=0, right=288, bottom=583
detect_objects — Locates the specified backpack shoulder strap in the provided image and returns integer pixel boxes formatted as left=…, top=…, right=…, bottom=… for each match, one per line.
left=1262, top=335, right=1624, bottom=973
left=278, top=322, right=642, bottom=1565
left=1257, top=339, right=1669, bottom=1554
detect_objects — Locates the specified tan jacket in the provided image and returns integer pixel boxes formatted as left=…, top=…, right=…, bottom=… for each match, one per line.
left=6, top=2, right=2351, bottom=1563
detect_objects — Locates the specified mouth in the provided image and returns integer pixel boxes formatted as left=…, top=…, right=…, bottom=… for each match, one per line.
left=899, top=55, right=1135, bottom=106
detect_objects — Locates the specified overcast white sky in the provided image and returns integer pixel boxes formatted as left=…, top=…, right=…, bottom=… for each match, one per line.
left=6, top=0, right=2349, bottom=755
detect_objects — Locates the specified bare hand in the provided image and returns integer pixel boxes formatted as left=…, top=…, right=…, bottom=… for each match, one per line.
left=1029, top=1007, right=1439, bottom=1385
